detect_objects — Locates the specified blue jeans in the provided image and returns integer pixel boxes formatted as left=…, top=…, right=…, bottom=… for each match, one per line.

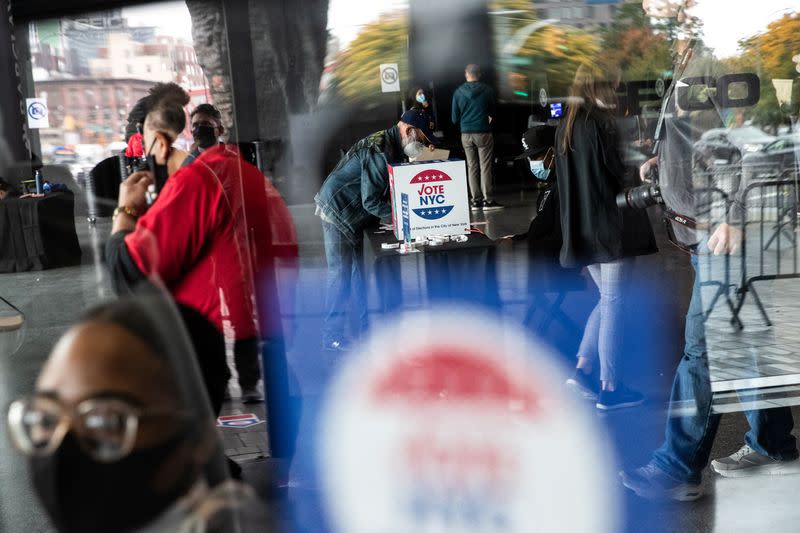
left=579, top=259, right=633, bottom=384
left=652, top=253, right=797, bottom=484
left=321, top=221, right=368, bottom=343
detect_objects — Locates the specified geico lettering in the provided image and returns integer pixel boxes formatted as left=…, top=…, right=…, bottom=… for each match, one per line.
left=619, top=73, right=759, bottom=115
left=676, top=73, right=760, bottom=111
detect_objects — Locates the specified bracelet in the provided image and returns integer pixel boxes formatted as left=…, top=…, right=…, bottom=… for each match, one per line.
left=112, top=205, right=139, bottom=222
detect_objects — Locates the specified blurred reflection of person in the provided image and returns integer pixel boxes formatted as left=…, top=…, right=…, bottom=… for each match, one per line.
left=7, top=298, right=269, bottom=533
left=621, top=0, right=799, bottom=502
left=556, top=63, right=657, bottom=411
left=452, top=64, right=502, bottom=211
left=315, top=109, right=439, bottom=352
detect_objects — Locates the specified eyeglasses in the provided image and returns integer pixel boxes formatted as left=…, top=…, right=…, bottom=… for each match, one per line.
left=7, top=395, right=184, bottom=463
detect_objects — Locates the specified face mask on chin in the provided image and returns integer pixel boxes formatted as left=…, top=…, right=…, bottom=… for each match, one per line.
left=30, top=431, right=196, bottom=533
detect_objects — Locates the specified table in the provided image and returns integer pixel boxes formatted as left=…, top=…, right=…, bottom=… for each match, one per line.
left=365, top=229, right=501, bottom=312
left=0, top=192, right=82, bottom=273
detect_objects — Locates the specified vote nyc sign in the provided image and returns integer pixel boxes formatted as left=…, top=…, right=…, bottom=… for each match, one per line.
left=388, top=160, right=470, bottom=241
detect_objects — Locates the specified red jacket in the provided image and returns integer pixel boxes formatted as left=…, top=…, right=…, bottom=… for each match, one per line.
left=125, top=145, right=296, bottom=340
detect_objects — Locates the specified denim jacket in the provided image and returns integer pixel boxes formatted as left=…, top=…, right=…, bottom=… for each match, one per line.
left=315, top=125, right=404, bottom=244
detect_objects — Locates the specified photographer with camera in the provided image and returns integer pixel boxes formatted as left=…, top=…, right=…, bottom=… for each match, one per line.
left=620, top=0, right=799, bottom=501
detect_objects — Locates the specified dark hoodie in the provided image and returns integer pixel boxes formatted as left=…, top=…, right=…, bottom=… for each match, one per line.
left=451, top=81, right=495, bottom=133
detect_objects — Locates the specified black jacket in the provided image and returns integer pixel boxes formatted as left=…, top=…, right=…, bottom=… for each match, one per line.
left=515, top=180, right=585, bottom=293
left=555, top=107, right=656, bottom=268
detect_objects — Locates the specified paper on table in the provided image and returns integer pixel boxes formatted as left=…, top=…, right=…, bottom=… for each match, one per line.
left=411, top=148, right=450, bottom=162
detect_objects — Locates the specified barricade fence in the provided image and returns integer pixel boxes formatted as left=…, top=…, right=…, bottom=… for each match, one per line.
left=733, top=168, right=799, bottom=327
left=691, top=165, right=799, bottom=328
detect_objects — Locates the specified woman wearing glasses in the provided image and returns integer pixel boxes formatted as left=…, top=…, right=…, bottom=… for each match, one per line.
left=7, top=296, right=268, bottom=533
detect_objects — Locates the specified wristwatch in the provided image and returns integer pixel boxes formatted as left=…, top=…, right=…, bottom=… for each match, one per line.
left=112, top=205, right=139, bottom=222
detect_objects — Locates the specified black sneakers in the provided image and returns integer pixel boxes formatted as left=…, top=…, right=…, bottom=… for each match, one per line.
left=596, top=384, right=644, bottom=410
left=482, top=200, right=505, bottom=211
left=241, top=386, right=263, bottom=404
left=470, top=200, right=484, bottom=211
left=565, top=369, right=599, bottom=400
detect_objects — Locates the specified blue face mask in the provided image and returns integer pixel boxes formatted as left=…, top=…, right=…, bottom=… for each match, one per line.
left=416, top=93, right=426, bottom=104
left=529, top=159, right=551, bottom=181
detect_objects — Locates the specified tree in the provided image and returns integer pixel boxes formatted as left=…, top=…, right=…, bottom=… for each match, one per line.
left=600, top=2, right=671, bottom=82
left=326, top=13, right=409, bottom=102
left=726, top=13, right=800, bottom=130
left=488, top=0, right=600, bottom=101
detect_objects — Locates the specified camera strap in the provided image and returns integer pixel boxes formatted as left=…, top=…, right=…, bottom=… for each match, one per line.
left=663, top=208, right=699, bottom=230
left=652, top=38, right=696, bottom=156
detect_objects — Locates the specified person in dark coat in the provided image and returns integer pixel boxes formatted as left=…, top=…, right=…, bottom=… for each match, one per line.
left=555, top=63, right=657, bottom=411
left=506, top=125, right=585, bottom=335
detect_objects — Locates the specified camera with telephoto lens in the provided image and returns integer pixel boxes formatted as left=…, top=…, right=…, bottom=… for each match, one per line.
left=616, top=164, right=663, bottom=210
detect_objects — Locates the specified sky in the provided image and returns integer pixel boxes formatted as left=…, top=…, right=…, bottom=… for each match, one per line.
left=327, top=0, right=408, bottom=46
left=122, top=1, right=194, bottom=42
left=119, top=0, right=795, bottom=59
left=691, top=0, right=797, bottom=58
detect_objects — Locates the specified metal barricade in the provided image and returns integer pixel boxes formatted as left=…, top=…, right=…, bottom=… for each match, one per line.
left=732, top=169, right=800, bottom=327
left=693, top=169, right=740, bottom=327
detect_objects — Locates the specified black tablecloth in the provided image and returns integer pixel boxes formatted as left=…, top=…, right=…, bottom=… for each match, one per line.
left=0, top=192, right=82, bottom=273
left=365, top=229, right=500, bottom=311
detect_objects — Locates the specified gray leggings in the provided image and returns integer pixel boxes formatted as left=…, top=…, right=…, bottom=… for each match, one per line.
left=578, top=258, right=633, bottom=384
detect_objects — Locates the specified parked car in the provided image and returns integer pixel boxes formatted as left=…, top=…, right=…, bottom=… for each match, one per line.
left=694, top=126, right=776, bottom=168
left=742, top=133, right=800, bottom=180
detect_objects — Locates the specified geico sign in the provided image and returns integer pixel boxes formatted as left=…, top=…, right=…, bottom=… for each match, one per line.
left=620, top=73, right=760, bottom=115
left=675, top=73, right=760, bottom=111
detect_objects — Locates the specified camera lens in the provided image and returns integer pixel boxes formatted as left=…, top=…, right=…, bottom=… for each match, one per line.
left=616, top=184, right=662, bottom=210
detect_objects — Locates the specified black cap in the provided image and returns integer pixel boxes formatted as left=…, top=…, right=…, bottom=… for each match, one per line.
left=400, top=109, right=441, bottom=146
left=516, top=125, right=556, bottom=159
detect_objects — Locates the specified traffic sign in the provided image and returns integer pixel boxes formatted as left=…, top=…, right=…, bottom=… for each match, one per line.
left=26, top=98, right=49, bottom=129
left=379, top=63, right=400, bottom=93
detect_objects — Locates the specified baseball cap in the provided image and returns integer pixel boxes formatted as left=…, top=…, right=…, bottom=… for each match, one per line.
left=400, top=109, right=441, bottom=146
left=516, top=125, right=556, bottom=159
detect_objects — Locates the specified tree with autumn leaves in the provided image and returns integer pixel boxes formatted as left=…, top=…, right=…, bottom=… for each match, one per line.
left=725, top=13, right=800, bottom=131
left=325, top=13, right=409, bottom=102
left=323, top=0, right=797, bottom=127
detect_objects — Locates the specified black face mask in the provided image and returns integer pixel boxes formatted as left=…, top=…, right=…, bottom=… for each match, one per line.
left=145, top=137, right=170, bottom=195
left=30, top=431, right=196, bottom=533
left=146, top=154, right=169, bottom=194
left=191, top=125, right=217, bottom=150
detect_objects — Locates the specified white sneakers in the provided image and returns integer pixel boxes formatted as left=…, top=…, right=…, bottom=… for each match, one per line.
left=710, top=444, right=800, bottom=478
